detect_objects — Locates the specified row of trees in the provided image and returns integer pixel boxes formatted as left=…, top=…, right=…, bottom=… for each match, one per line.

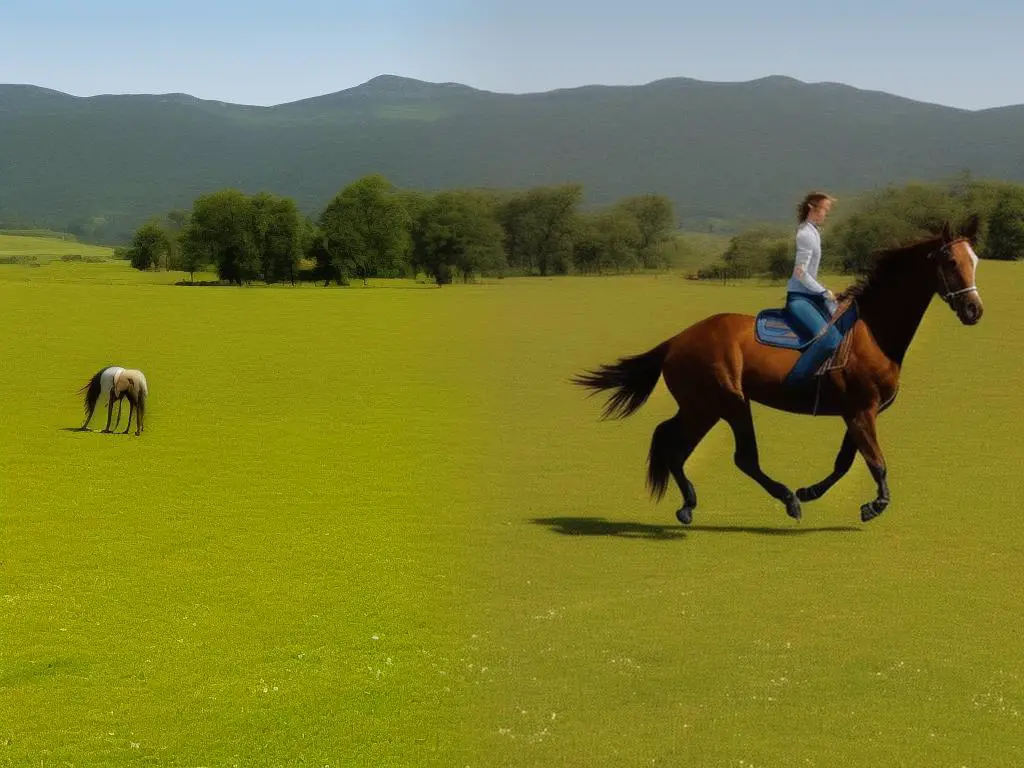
left=122, top=174, right=1023, bottom=286
left=122, top=176, right=678, bottom=285
left=699, top=177, right=1024, bottom=282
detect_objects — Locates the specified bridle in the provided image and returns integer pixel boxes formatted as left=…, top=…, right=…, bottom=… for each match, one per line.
left=928, top=237, right=979, bottom=306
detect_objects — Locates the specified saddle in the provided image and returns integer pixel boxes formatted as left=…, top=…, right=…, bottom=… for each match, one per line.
left=755, top=300, right=859, bottom=385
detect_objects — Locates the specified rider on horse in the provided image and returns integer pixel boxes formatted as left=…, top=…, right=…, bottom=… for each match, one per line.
left=785, top=192, right=842, bottom=362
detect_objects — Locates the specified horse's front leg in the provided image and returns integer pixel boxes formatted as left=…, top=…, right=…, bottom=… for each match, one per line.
left=123, top=400, right=134, bottom=434
left=796, top=430, right=857, bottom=502
left=844, top=407, right=890, bottom=522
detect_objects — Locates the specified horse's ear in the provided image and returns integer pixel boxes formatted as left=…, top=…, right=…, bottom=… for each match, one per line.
left=940, top=221, right=953, bottom=241
left=961, top=212, right=981, bottom=243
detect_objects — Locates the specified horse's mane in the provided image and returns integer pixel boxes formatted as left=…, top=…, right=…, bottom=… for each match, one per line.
left=836, top=233, right=941, bottom=303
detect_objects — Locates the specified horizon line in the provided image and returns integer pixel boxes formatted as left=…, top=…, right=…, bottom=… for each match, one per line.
left=3, top=73, right=1022, bottom=113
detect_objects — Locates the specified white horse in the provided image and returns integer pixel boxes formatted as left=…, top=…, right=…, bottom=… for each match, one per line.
left=79, top=366, right=149, bottom=435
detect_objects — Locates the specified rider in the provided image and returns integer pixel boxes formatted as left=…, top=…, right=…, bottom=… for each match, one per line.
left=786, top=192, right=841, bottom=351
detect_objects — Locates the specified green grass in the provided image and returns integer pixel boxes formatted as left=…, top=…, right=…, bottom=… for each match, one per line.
left=0, top=229, right=80, bottom=241
left=1, top=255, right=1022, bottom=767
left=0, top=233, right=115, bottom=265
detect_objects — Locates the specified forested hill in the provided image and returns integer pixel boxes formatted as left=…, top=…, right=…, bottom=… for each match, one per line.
left=2, top=74, right=1024, bottom=242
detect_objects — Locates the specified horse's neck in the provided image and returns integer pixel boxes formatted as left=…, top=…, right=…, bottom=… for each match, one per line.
left=857, top=254, right=934, bottom=366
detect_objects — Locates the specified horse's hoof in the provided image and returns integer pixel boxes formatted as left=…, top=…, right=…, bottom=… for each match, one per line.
left=786, top=496, right=802, bottom=521
left=860, top=502, right=886, bottom=522
left=676, top=506, right=694, bottom=526
left=796, top=486, right=818, bottom=502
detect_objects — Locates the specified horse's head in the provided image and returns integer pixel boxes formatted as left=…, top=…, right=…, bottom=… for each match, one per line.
left=932, top=214, right=984, bottom=325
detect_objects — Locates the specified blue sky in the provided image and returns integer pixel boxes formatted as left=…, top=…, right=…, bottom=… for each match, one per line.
left=2, top=0, right=1022, bottom=110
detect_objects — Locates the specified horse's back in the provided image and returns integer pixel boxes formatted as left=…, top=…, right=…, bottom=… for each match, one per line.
left=101, top=365, right=125, bottom=392
left=670, top=312, right=757, bottom=350
left=664, top=311, right=802, bottom=397
left=663, top=313, right=758, bottom=387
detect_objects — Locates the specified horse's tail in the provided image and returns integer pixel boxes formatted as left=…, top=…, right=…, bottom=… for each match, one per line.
left=572, top=340, right=670, bottom=420
left=78, top=368, right=105, bottom=416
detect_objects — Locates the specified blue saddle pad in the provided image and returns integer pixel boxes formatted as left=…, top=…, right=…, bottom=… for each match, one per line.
left=754, top=308, right=813, bottom=349
left=755, top=301, right=861, bottom=390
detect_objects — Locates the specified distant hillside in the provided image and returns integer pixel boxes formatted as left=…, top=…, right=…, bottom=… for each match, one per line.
left=0, top=231, right=113, bottom=264
left=2, top=73, right=1023, bottom=242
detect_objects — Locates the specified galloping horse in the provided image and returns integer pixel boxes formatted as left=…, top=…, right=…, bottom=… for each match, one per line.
left=573, top=215, right=984, bottom=524
left=79, top=366, right=149, bottom=435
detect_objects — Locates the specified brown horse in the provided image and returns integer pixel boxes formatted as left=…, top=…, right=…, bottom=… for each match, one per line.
left=574, top=215, right=984, bottom=524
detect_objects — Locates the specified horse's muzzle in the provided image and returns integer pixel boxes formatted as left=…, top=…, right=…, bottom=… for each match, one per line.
left=957, top=295, right=983, bottom=325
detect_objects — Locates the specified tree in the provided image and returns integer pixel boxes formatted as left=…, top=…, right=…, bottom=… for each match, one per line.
left=180, top=189, right=255, bottom=285
left=766, top=240, right=793, bottom=282
left=827, top=182, right=967, bottom=273
left=126, top=219, right=171, bottom=271
left=303, top=222, right=345, bottom=286
left=178, top=233, right=210, bottom=283
left=163, top=209, right=188, bottom=270
left=318, top=174, right=411, bottom=285
left=719, top=225, right=790, bottom=280
left=410, top=190, right=505, bottom=285
left=985, top=189, right=1024, bottom=260
left=571, top=209, right=641, bottom=274
left=498, top=184, right=582, bottom=275
left=394, top=188, right=432, bottom=276
left=248, top=192, right=303, bottom=284
left=616, top=194, right=675, bottom=268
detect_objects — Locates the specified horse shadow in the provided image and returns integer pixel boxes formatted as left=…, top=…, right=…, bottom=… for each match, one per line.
left=530, top=516, right=861, bottom=539
left=530, top=516, right=688, bottom=540
left=59, top=426, right=131, bottom=434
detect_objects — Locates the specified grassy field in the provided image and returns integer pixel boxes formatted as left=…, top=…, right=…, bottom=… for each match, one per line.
left=1, top=251, right=1022, bottom=767
left=0, top=232, right=116, bottom=265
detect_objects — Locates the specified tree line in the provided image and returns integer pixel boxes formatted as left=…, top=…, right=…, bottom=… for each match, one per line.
left=121, top=174, right=1023, bottom=286
left=697, top=176, right=1024, bottom=283
left=120, top=176, right=678, bottom=285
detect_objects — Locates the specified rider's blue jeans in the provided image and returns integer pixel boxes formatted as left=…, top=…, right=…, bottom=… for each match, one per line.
left=784, top=292, right=843, bottom=384
left=786, top=292, right=841, bottom=346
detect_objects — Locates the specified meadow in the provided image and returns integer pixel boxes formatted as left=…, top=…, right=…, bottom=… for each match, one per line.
left=1, top=241, right=1022, bottom=767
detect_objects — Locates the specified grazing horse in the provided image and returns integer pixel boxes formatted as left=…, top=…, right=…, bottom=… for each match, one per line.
left=79, top=366, right=149, bottom=435
left=573, top=215, right=984, bottom=524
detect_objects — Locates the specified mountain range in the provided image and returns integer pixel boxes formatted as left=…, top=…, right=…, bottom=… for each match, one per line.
left=2, top=74, right=1023, bottom=241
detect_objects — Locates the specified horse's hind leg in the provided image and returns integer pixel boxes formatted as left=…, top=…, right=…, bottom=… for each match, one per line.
left=113, top=397, right=124, bottom=431
left=796, top=431, right=857, bottom=502
left=102, top=392, right=116, bottom=433
left=724, top=400, right=802, bottom=520
left=649, top=411, right=718, bottom=525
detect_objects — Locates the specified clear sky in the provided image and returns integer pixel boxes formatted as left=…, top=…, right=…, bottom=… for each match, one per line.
left=2, top=0, right=1021, bottom=110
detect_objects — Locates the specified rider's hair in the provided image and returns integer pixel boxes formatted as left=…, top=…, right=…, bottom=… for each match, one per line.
left=797, top=191, right=835, bottom=222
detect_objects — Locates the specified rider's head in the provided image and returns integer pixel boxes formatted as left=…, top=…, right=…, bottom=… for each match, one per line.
left=798, top=192, right=835, bottom=225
